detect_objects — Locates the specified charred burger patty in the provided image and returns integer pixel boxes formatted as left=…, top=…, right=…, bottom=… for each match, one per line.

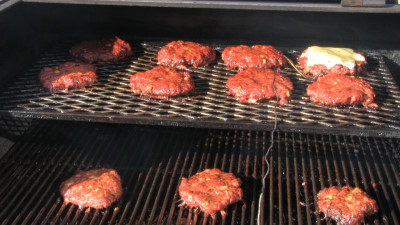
left=227, top=68, right=293, bottom=105
left=129, top=66, right=195, bottom=97
left=157, top=40, right=216, bottom=69
left=70, top=37, right=132, bottom=63
left=222, top=45, right=287, bottom=71
left=178, top=168, right=243, bottom=216
left=317, top=186, right=378, bottom=225
left=60, top=169, right=123, bottom=209
left=306, top=73, right=377, bottom=107
left=39, top=62, right=97, bottom=92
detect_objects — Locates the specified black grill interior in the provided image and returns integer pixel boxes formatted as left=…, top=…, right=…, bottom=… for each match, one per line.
left=0, top=120, right=399, bottom=224
left=1, top=41, right=400, bottom=137
left=1, top=3, right=400, bottom=225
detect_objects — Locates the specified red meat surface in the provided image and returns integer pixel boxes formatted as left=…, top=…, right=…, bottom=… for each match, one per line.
left=39, top=62, right=97, bottom=92
left=306, top=73, right=377, bottom=107
left=60, top=169, right=123, bottom=209
left=70, top=37, right=132, bottom=63
left=157, top=40, right=216, bottom=69
left=178, top=168, right=243, bottom=216
left=222, top=45, right=287, bottom=71
left=226, top=68, right=293, bottom=104
left=129, top=66, right=195, bottom=97
left=317, top=186, right=378, bottom=225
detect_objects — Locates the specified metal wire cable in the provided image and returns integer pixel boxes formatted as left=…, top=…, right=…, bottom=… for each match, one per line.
left=257, top=68, right=279, bottom=225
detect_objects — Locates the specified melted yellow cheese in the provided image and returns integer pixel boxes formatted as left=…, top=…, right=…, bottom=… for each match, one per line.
left=301, top=46, right=365, bottom=69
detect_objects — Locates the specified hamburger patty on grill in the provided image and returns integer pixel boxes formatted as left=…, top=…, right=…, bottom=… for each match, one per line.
left=298, top=46, right=367, bottom=79
left=317, top=186, right=378, bottom=225
left=222, top=45, right=287, bottom=71
left=39, top=62, right=97, bottom=92
left=60, top=169, right=123, bottom=209
left=306, top=73, right=377, bottom=107
left=226, top=68, right=293, bottom=105
left=178, top=168, right=243, bottom=216
left=70, top=37, right=132, bottom=63
left=157, top=40, right=216, bottom=69
left=129, top=66, right=195, bottom=97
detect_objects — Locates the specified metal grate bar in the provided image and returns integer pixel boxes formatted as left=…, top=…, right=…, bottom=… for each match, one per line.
left=1, top=41, right=400, bottom=136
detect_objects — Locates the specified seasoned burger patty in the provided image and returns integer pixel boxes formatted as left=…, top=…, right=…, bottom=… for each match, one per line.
left=39, top=62, right=97, bottom=92
left=317, top=186, right=378, bottom=225
left=298, top=46, right=367, bottom=78
left=60, top=169, right=122, bottom=209
left=179, top=168, right=242, bottom=216
left=157, top=40, right=216, bottom=69
left=306, top=73, right=377, bottom=107
left=226, top=68, right=293, bottom=104
left=129, top=66, right=195, bottom=97
left=70, top=37, right=132, bottom=63
left=222, top=45, right=287, bottom=71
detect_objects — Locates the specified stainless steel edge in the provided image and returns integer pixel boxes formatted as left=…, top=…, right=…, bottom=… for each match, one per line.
left=21, top=0, right=400, bottom=13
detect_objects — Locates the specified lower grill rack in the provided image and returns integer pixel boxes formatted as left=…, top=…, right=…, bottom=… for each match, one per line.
left=0, top=121, right=399, bottom=224
left=1, top=40, right=400, bottom=137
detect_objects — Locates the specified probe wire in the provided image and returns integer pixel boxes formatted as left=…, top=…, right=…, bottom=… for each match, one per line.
left=257, top=68, right=279, bottom=225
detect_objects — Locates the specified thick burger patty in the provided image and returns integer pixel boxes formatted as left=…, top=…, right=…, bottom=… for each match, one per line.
left=306, top=73, right=377, bottom=107
left=222, top=45, right=287, bottom=71
left=70, top=37, right=132, bottom=63
left=129, top=66, right=195, bottom=97
left=226, top=68, right=293, bottom=104
left=298, top=46, right=367, bottom=78
left=317, top=186, right=378, bottom=225
left=39, top=62, right=97, bottom=92
left=60, top=169, right=123, bottom=209
left=157, top=40, right=216, bottom=69
left=178, top=168, right=243, bottom=216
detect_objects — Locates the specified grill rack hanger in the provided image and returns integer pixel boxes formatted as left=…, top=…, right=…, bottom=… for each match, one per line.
left=1, top=41, right=400, bottom=137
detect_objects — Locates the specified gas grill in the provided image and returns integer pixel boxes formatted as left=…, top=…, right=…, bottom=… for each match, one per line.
left=0, top=1, right=400, bottom=225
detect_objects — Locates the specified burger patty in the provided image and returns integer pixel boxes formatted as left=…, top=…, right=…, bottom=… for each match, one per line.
left=226, top=68, right=293, bottom=104
left=157, top=40, right=216, bottom=69
left=60, top=169, right=123, bottom=209
left=39, top=62, right=97, bottom=92
left=317, top=186, right=378, bottom=225
left=306, top=73, right=377, bottom=107
left=129, top=66, right=195, bottom=97
left=298, top=46, right=367, bottom=78
left=221, top=45, right=287, bottom=71
left=178, top=168, right=242, bottom=216
left=70, top=37, right=132, bottom=63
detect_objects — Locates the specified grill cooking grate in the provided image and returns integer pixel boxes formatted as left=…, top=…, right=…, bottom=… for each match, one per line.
left=1, top=41, right=400, bottom=136
left=0, top=121, right=399, bottom=224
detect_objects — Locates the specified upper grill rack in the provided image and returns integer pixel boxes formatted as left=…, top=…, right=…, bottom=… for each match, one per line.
left=1, top=40, right=400, bottom=136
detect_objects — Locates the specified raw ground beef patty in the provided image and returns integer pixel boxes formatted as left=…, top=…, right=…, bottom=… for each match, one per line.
left=298, top=46, right=367, bottom=78
left=317, top=186, right=378, bottom=225
left=60, top=169, right=122, bottom=209
left=226, top=68, right=293, bottom=104
left=221, top=45, right=287, bottom=71
left=129, top=66, right=195, bottom=97
left=178, top=168, right=243, bottom=216
left=157, top=40, right=216, bottom=69
left=306, top=73, right=377, bottom=107
left=70, top=37, right=132, bottom=63
left=39, top=62, right=97, bottom=92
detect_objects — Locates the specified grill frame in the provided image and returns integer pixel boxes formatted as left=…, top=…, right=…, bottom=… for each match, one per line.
left=1, top=41, right=400, bottom=137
